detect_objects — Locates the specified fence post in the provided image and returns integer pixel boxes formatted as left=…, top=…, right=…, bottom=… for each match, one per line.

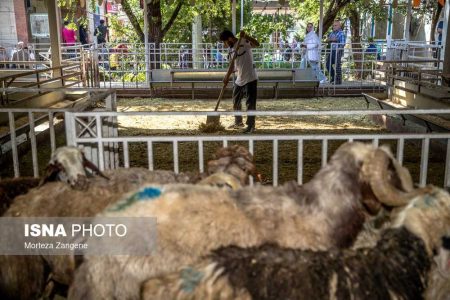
left=64, top=111, right=77, bottom=146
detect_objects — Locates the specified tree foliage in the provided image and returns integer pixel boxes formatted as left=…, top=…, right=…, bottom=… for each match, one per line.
left=244, top=13, right=296, bottom=43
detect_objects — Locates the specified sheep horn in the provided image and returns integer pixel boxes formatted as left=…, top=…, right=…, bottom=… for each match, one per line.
left=365, top=149, right=414, bottom=206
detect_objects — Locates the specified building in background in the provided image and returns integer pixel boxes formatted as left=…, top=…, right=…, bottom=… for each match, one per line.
left=0, top=0, right=30, bottom=45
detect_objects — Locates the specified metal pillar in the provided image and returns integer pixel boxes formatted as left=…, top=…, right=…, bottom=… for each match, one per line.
left=319, top=0, right=324, bottom=40
left=45, top=0, right=62, bottom=78
left=371, top=16, right=375, bottom=38
left=240, top=0, right=244, bottom=30
left=144, top=2, right=150, bottom=85
left=232, top=0, right=236, bottom=34
left=87, top=0, right=95, bottom=43
left=404, top=0, right=412, bottom=42
left=386, top=1, right=393, bottom=47
left=192, top=14, right=202, bottom=69
left=442, top=0, right=450, bottom=84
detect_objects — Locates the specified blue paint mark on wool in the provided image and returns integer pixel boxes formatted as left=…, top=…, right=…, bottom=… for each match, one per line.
left=424, top=194, right=435, bottom=206
left=180, top=267, right=204, bottom=293
left=108, top=187, right=162, bottom=211
left=133, top=187, right=162, bottom=200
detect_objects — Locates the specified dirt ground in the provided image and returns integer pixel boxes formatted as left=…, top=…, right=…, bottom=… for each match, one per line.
left=116, top=97, right=384, bottom=134
left=1, top=96, right=446, bottom=187
left=114, top=97, right=446, bottom=186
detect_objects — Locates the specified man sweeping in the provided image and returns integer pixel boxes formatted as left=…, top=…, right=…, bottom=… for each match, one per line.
left=220, top=30, right=260, bottom=134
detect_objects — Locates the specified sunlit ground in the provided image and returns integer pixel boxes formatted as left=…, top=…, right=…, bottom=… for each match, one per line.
left=116, top=97, right=385, bottom=134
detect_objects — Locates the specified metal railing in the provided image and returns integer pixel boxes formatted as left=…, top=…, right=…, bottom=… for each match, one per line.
left=0, top=64, right=88, bottom=106
left=63, top=109, right=450, bottom=188
left=2, top=41, right=440, bottom=90
left=0, top=88, right=117, bottom=178
left=75, top=41, right=440, bottom=90
left=0, top=43, right=90, bottom=70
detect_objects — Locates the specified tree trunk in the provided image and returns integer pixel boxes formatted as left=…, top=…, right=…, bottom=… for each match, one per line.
left=122, top=0, right=145, bottom=43
left=121, top=0, right=184, bottom=68
left=321, top=0, right=353, bottom=36
left=147, top=0, right=163, bottom=45
left=348, top=7, right=362, bottom=79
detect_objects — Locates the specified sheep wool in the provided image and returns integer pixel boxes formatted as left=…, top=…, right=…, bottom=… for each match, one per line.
left=139, top=186, right=450, bottom=300
left=69, top=142, right=417, bottom=300
left=141, top=229, right=430, bottom=300
left=0, top=168, right=196, bottom=300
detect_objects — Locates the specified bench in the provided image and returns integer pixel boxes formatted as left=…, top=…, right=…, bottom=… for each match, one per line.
left=170, top=69, right=295, bottom=83
left=167, top=69, right=317, bottom=99
left=362, top=93, right=450, bottom=132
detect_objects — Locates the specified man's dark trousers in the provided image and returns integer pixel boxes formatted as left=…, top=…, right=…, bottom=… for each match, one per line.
left=326, top=50, right=343, bottom=84
left=232, top=80, right=257, bottom=128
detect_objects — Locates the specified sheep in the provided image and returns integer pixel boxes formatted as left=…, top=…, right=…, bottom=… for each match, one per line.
left=425, top=239, right=450, bottom=300
left=68, top=142, right=419, bottom=300
left=137, top=186, right=450, bottom=300
left=0, top=177, right=40, bottom=216
left=0, top=146, right=108, bottom=217
left=41, top=145, right=109, bottom=189
left=0, top=145, right=255, bottom=300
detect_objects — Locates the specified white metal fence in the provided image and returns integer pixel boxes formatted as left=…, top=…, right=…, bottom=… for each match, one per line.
left=0, top=88, right=116, bottom=178
left=62, top=109, right=450, bottom=188
left=87, top=41, right=442, bottom=89
left=2, top=105, right=449, bottom=188
left=2, top=41, right=442, bottom=90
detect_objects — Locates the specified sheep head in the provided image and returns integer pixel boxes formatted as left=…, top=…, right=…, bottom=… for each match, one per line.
left=40, top=146, right=109, bottom=189
left=360, top=145, right=415, bottom=211
left=204, top=145, right=257, bottom=189
left=393, top=186, right=450, bottom=255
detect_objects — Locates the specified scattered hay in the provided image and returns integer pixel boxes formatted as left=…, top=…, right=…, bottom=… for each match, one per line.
left=198, top=121, right=225, bottom=133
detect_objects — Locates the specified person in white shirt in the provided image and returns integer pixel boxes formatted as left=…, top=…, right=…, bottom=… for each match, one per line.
left=220, top=30, right=260, bottom=134
left=302, top=23, right=326, bottom=83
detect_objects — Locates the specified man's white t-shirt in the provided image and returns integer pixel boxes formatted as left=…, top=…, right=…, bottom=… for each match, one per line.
left=231, top=39, right=258, bottom=86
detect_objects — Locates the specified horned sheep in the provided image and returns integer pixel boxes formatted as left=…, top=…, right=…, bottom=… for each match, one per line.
left=68, top=142, right=418, bottom=300
left=136, top=186, right=450, bottom=300
left=0, top=145, right=254, bottom=300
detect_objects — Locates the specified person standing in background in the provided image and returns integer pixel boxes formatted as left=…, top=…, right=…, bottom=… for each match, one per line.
left=78, top=23, right=88, bottom=46
left=325, top=20, right=346, bottom=84
left=95, top=20, right=109, bottom=45
left=303, top=22, right=326, bottom=83
left=62, top=21, right=76, bottom=46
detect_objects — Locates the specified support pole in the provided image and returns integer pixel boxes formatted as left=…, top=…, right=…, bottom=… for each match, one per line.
left=240, top=0, right=244, bottom=30
left=144, top=1, right=150, bottom=85
left=442, top=0, right=450, bottom=85
left=87, top=0, right=95, bottom=43
left=404, top=0, right=412, bottom=42
left=232, top=0, right=236, bottom=34
left=371, top=15, right=375, bottom=38
left=192, top=14, right=202, bottom=69
left=46, top=0, right=62, bottom=79
left=319, top=0, right=324, bottom=40
left=386, top=1, right=393, bottom=47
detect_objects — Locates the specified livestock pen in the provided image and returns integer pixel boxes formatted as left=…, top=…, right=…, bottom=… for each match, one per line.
left=2, top=95, right=449, bottom=189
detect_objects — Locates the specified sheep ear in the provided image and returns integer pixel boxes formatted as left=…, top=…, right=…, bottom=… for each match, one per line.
left=39, top=162, right=63, bottom=186
left=82, top=154, right=109, bottom=180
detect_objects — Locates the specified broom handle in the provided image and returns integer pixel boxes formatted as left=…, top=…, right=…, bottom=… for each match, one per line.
left=214, top=35, right=244, bottom=112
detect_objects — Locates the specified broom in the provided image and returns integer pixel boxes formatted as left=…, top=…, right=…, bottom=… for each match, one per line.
left=206, top=35, right=244, bottom=125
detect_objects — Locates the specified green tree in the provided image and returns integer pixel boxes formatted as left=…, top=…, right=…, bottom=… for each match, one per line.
left=290, top=0, right=353, bottom=36
left=120, top=0, right=231, bottom=45
left=243, top=13, right=295, bottom=43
